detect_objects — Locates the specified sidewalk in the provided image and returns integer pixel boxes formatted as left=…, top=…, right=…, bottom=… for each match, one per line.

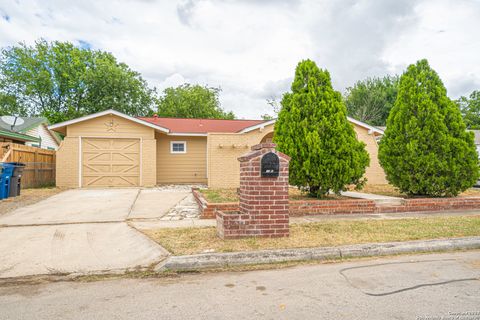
left=131, top=209, right=480, bottom=230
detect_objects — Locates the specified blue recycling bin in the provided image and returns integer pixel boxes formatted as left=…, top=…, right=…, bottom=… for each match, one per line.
left=0, top=163, right=14, bottom=200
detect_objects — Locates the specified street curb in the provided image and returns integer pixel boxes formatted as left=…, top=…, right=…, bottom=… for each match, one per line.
left=156, top=237, right=480, bottom=271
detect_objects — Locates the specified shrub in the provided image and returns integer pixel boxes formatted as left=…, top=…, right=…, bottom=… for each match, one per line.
left=379, top=59, right=479, bottom=196
left=274, top=59, right=370, bottom=198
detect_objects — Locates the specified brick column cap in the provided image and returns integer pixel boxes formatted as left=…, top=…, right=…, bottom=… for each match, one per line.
left=238, top=144, right=291, bottom=162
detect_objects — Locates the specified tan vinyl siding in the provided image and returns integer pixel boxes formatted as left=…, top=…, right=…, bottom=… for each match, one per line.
left=156, top=133, right=207, bottom=184
left=25, top=124, right=60, bottom=150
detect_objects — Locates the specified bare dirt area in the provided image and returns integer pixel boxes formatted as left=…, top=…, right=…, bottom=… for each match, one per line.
left=0, top=187, right=63, bottom=216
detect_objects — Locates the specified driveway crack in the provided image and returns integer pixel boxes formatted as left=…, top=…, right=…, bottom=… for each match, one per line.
left=126, top=189, right=142, bottom=219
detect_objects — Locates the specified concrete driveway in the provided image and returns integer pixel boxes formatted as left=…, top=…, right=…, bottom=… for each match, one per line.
left=0, top=188, right=192, bottom=278
left=0, top=189, right=189, bottom=226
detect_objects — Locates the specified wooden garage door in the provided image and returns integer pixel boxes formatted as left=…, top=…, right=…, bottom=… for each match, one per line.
left=82, top=138, right=140, bottom=187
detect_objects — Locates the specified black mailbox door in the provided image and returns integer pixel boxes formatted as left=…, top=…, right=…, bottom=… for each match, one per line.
left=261, top=152, right=280, bottom=177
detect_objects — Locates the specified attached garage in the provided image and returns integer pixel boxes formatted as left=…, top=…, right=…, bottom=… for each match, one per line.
left=81, top=138, right=140, bottom=187
left=50, top=110, right=166, bottom=188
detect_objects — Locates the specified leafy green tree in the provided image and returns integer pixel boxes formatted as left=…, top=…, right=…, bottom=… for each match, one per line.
left=156, top=84, right=234, bottom=119
left=379, top=59, right=479, bottom=197
left=261, top=114, right=274, bottom=120
left=274, top=59, right=370, bottom=198
left=344, top=75, right=399, bottom=126
left=0, top=39, right=155, bottom=123
left=457, top=90, right=480, bottom=129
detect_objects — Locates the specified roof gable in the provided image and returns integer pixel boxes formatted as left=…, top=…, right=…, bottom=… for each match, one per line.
left=48, top=109, right=170, bottom=133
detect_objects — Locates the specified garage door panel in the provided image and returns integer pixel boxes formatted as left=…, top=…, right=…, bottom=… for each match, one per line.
left=82, top=138, right=140, bottom=187
left=84, top=152, right=112, bottom=162
left=112, top=164, right=139, bottom=173
left=83, top=175, right=139, bottom=187
left=112, top=153, right=139, bottom=162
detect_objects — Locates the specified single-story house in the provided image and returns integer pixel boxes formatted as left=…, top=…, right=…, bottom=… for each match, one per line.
left=48, top=109, right=386, bottom=188
left=0, top=117, right=61, bottom=150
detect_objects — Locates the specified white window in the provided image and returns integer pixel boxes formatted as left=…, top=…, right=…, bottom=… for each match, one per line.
left=170, top=141, right=187, bottom=154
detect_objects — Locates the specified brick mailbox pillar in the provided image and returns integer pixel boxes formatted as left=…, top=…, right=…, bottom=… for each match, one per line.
left=216, top=143, right=291, bottom=239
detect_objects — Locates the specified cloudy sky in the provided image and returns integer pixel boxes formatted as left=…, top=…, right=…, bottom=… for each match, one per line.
left=0, top=0, right=479, bottom=118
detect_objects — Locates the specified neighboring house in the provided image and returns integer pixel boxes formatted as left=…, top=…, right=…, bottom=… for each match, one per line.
left=0, top=128, right=40, bottom=145
left=470, top=130, right=480, bottom=155
left=49, top=109, right=386, bottom=188
left=0, top=117, right=61, bottom=150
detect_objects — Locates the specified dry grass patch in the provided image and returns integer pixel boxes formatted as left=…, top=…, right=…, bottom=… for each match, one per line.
left=199, top=187, right=348, bottom=203
left=356, top=184, right=480, bottom=198
left=200, top=188, right=238, bottom=203
left=0, top=187, right=63, bottom=216
left=143, top=215, right=480, bottom=255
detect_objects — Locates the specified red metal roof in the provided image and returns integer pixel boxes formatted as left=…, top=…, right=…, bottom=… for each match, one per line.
left=138, top=116, right=268, bottom=134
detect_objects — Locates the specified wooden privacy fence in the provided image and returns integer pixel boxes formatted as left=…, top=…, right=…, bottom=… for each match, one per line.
left=0, top=143, right=56, bottom=188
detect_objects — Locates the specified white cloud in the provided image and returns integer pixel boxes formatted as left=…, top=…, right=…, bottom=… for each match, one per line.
left=0, top=0, right=479, bottom=118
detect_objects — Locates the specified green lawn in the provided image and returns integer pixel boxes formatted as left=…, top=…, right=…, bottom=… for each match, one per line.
left=142, top=215, right=480, bottom=255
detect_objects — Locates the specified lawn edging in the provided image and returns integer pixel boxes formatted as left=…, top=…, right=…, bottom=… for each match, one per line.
left=156, top=236, right=480, bottom=271
left=193, top=188, right=480, bottom=218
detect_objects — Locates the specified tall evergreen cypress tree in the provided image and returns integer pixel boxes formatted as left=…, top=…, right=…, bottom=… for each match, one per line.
left=274, top=59, right=369, bottom=198
left=379, top=59, right=479, bottom=196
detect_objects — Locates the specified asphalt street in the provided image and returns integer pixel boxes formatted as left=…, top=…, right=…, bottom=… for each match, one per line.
left=0, top=251, right=479, bottom=320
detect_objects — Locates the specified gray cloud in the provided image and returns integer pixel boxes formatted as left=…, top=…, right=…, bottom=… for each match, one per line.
left=306, top=0, right=420, bottom=92
left=446, top=75, right=480, bottom=99
left=177, top=0, right=197, bottom=26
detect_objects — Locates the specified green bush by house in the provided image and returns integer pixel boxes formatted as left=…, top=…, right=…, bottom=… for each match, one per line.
left=379, top=59, right=479, bottom=197
left=274, top=59, right=370, bottom=198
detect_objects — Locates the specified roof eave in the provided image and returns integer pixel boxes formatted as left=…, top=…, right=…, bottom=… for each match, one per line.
left=238, top=119, right=276, bottom=133
left=239, top=118, right=384, bottom=135
left=0, top=129, right=41, bottom=142
left=167, top=132, right=208, bottom=137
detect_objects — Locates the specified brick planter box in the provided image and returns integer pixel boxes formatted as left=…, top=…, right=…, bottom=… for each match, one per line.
left=192, top=188, right=239, bottom=219
left=289, top=199, right=376, bottom=216
left=379, top=197, right=480, bottom=213
left=194, top=188, right=480, bottom=219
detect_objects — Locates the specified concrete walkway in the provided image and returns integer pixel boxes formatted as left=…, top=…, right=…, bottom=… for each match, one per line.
left=341, top=190, right=404, bottom=205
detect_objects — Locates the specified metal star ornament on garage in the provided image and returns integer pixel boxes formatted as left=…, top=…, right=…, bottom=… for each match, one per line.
left=105, top=118, right=119, bottom=132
